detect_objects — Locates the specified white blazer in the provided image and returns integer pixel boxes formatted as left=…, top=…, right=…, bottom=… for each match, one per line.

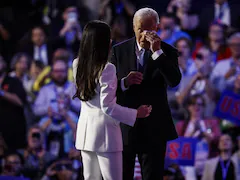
left=73, top=59, right=137, bottom=152
left=201, top=156, right=239, bottom=180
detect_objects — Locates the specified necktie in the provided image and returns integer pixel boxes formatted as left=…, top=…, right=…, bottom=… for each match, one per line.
left=138, top=49, right=144, bottom=73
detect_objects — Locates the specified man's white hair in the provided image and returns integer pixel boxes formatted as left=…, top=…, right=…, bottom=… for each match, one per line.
left=227, top=32, right=240, bottom=44
left=133, top=8, right=159, bottom=27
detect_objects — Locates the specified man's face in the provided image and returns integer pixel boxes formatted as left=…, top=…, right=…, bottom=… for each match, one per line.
left=218, top=134, right=232, bottom=151
left=6, top=155, right=22, bottom=176
left=32, top=28, right=46, bottom=46
left=16, top=56, right=28, bottom=73
left=28, top=128, right=42, bottom=149
left=133, top=16, right=158, bottom=49
left=229, top=37, right=240, bottom=59
left=176, top=39, right=191, bottom=58
left=51, top=61, right=68, bottom=86
left=159, top=16, right=175, bottom=32
left=195, top=48, right=212, bottom=70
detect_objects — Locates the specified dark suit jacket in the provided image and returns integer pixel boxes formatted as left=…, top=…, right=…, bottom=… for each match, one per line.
left=198, top=2, right=240, bottom=38
left=111, top=38, right=181, bottom=152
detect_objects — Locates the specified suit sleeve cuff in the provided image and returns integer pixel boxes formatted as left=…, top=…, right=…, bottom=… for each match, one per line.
left=152, top=49, right=164, bottom=60
left=121, top=77, right=129, bottom=91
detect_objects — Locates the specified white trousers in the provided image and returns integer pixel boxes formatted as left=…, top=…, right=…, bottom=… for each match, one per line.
left=81, top=150, right=122, bottom=180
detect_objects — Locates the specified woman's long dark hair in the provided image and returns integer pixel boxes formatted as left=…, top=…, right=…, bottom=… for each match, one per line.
left=73, top=20, right=111, bottom=101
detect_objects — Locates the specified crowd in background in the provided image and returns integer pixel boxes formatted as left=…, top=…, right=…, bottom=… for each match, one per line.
left=0, top=0, right=240, bottom=179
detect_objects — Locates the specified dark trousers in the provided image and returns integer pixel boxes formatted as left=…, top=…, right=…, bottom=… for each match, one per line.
left=123, top=144, right=167, bottom=180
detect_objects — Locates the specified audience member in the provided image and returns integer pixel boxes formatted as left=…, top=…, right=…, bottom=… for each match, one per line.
left=9, top=53, right=32, bottom=96
left=202, top=134, right=238, bottom=180
left=1, top=153, right=25, bottom=178
left=19, top=126, right=56, bottom=180
left=20, top=26, right=62, bottom=66
left=158, top=13, right=190, bottom=45
left=167, top=0, right=199, bottom=31
left=210, top=32, right=240, bottom=92
left=32, top=48, right=73, bottom=93
left=176, top=46, right=217, bottom=117
left=193, top=22, right=231, bottom=62
left=198, top=0, right=240, bottom=38
left=0, top=56, right=27, bottom=151
left=59, top=6, right=82, bottom=58
left=176, top=95, right=221, bottom=179
left=33, top=59, right=80, bottom=118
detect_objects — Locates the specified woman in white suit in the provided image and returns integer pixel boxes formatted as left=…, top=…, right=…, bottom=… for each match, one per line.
left=72, top=20, right=152, bottom=180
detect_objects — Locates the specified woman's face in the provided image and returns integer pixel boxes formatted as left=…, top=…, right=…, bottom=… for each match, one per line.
left=15, top=56, right=28, bottom=73
left=176, top=39, right=191, bottom=58
left=188, top=97, right=204, bottom=117
left=209, top=24, right=224, bottom=42
left=195, top=48, right=212, bottom=71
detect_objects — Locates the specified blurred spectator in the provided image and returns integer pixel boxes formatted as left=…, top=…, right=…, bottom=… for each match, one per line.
left=41, top=158, right=81, bottom=180
left=9, top=53, right=32, bottom=95
left=158, top=13, right=190, bottom=45
left=202, top=134, right=238, bottom=180
left=176, top=95, right=221, bottom=180
left=168, top=37, right=196, bottom=101
left=210, top=32, right=240, bottom=92
left=32, top=48, right=73, bottom=93
left=111, top=16, right=128, bottom=45
left=1, top=153, right=25, bottom=178
left=18, top=126, right=56, bottom=180
left=38, top=98, right=78, bottom=158
left=198, top=0, right=240, bottom=38
left=33, top=59, right=80, bottom=117
left=59, top=7, right=82, bottom=58
left=0, top=56, right=27, bottom=151
left=176, top=47, right=217, bottom=117
left=19, top=26, right=63, bottom=66
left=174, top=37, right=196, bottom=76
left=82, top=0, right=101, bottom=20
left=193, top=22, right=231, bottom=63
left=100, top=0, right=136, bottom=37
left=167, top=0, right=199, bottom=31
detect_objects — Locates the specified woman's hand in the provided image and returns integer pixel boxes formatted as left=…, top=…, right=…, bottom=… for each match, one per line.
left=137, top=105, right=152, bottom=118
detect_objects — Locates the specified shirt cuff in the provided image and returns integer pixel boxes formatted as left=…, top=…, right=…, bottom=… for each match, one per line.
left=151, top=49, right=164, bottom=60
left=121, top=78, right=128, bottom=91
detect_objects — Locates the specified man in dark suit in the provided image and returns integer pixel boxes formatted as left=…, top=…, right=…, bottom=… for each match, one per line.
left=19, top=26, right=65, bottom=66
left=111, top=7, right=181, bottom=180
left=198, top=0, right=240, bottom=38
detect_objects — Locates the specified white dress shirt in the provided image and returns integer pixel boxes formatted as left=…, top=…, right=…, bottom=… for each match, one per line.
left=34, top=44, right=48, bottom=65
left=215, top=2, right=231, bottom=26
left=121, top=41, right=164, bottom=91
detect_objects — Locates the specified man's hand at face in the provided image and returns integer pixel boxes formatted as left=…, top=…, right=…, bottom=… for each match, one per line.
left=143, top=31, right=161, bottom=53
